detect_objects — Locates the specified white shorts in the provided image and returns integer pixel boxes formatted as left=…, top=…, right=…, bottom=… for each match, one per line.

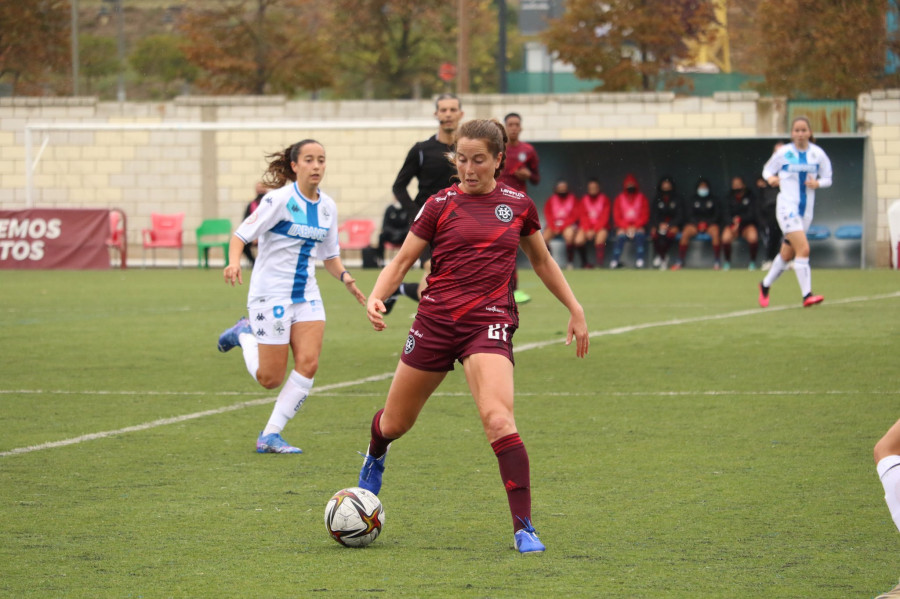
left=247, top=300, right=326, bottom=345
left=776, top=197, right=814, bottom=235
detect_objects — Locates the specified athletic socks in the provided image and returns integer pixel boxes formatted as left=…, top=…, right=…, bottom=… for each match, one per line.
left=577, top=244, right=588, bottom=267
left=748, top=241, right=759, bottom=262
left=654, top=236, right=670, bottom=260
left=712, top=243, right=721, bottom=261
left=793, top=256, right=812, bottom=297
left=239, top=332, right=260, bottom=380
left=878, top=455, right=900, bottom=532
left=491, top=432, right=532, bottom=532
left=366, top=409, right=395, bottom=459
left=763, top=254, right=787, bottom=288
left=398, top=283, right=419, bottom=301
left=723, top=242, right=732, bottom=262
left=262, top=370, right=313, bottom=435
left=595, top=243, right=605, bottom=266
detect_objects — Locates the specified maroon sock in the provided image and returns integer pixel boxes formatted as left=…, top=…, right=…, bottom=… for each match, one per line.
left=713, top=243, right=721, bottom=260
left=367, top=409, right=394, bottom=458
left=679, top=243, right=688, bottom=261
left=749, top=242, right=758, bottom=261
left=565, top=244, right=574, bottom=264
left=491, top=433, right=531, bottom=532
left=723, top=243, right=732, bottom=261
left=658, top=237, right=670, bottom=259
left=595, top=244, right=605, bottom=265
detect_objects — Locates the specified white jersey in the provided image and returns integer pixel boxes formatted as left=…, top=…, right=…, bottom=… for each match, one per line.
left=234, top=182, right=340, bottom=308
left=762, top=142, right=832, bottom=218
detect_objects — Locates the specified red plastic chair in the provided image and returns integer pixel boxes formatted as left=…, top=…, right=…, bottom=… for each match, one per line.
left=142, top=212, right=184, bottom=268
left=106, top=208, right=127, bottom=269
left=338, top=219, right=376, bottom=264
left=339, top=219, right=376, bottom=252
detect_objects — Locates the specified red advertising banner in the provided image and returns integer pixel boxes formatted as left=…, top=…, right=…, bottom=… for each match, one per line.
left=0, top=209, right=110, bottom=270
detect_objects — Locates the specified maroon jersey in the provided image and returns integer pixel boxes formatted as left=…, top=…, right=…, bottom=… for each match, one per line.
left=497, top=141, right=540, bottom=192
left=410, top=182, right=541, bottom=325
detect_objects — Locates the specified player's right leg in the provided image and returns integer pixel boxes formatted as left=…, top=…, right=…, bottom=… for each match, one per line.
left=875, top=419, right=900, bottom=534
left=358, top=361, right=446, bottom=494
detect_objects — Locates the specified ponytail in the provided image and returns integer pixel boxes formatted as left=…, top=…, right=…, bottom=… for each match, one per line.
left=262, top=139, right=321, bottom=187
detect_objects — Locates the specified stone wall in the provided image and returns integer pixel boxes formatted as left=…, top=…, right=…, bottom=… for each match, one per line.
left=0, top=90, right=896, bottom=266
left=857, top=90, right=900, bottom=267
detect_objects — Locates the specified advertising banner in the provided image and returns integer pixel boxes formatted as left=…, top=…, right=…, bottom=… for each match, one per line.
left=0, top=209, right=110, bottom=270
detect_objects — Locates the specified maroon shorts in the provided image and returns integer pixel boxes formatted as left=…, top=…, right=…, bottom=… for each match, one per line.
left=400, top=315, right=517, bottom=372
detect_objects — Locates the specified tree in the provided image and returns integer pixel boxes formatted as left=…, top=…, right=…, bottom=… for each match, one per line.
left=0, top=0, right=70, bottom=95
left=540, top=0, right=719, bottom=91
left=79, top=35, right=119, bottom=95
left=754, top=0, right=900, bottom=98
left=329, top=0, right=500, bottom=99
left=129, top=35, right=198, bottom=98
left=179, top=0, right=335, bottom=95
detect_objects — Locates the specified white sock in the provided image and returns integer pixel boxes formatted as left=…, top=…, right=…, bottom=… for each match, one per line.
left=877, top=455, right=900, bottom=532
left=239, top=333, right=259, bottom=380
left=262, top=370, right=313, bottom=435
left=762, top=254, right=786, bottom=288
left=793, top=256, right=811, bottom=297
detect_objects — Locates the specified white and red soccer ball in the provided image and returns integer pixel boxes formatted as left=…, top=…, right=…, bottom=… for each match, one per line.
left=324, top=487, right=384, bottom=548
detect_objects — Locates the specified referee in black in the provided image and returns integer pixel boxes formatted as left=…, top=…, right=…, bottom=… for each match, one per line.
left=384, top=94, right=464, bottom=309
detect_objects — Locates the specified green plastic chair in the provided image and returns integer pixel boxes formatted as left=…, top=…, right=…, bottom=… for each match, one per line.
left=196, top=218, right=232, bottom=268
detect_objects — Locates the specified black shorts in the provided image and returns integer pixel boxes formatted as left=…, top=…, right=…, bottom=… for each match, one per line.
left=400, top=314, right=516, bottom=372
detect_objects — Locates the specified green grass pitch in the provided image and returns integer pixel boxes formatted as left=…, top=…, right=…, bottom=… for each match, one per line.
left=1, top=267, right=898, bottom=598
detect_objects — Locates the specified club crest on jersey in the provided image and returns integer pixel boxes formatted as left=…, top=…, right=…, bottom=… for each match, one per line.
left=495, top=204, right=513, bottom=223
left=404, top=335, right=415, bottom=354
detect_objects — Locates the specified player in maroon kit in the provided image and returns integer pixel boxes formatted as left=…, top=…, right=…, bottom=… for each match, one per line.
left=497, top=112, right=540, bottom=302
left=356, top=119, right=589, bottom=554
left=573, top=178, right=611, bottom=268
left=497, top=113, right=540, bottom=191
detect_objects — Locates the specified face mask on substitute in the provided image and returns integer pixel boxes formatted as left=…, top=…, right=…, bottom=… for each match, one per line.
left=697, top=188, right=709, bottom=198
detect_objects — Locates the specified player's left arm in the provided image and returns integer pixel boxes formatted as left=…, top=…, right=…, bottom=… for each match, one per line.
left=519, top=231, right=589, bottom=358
left=808, top=149, right=833, bottom=190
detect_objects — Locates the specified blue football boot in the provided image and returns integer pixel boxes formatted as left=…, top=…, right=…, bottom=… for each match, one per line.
left=256, top=432, right=302, bottom=454
left=514, top=518, right=546, bottom=554
left=358, top=449, right=388, bottom=495
left=217, top=317, right=252, bottom=353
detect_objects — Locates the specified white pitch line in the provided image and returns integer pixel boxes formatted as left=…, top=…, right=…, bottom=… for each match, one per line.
left=515, top=290, right=900, bottom=353
left=3, top=291, right=898, bottom=457
left=0, top=373, right=393, bottom=457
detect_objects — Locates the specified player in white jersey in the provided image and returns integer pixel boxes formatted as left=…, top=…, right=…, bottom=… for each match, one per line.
left=875, top=418, right=900, bottom=598
left=216, top=139, right=366, bottom=454
left=758, top=116, right=832, bottom=308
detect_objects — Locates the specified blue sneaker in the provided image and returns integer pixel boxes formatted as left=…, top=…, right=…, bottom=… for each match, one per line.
left=358, top=450, right=388, bottom=495
left=514, top=519, right=545, bottom=554
left=256, top=432, right=302, bottom=454
left=217, top=317, right=252, bottom=353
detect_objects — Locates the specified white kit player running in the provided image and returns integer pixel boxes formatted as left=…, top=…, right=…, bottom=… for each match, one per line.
left=217, top=139, right=365, bottom=454
left=758, top=116, right=832, bottom=308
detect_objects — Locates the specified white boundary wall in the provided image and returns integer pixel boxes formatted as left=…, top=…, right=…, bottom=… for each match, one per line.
left=0, top=91, right=897, bottom=266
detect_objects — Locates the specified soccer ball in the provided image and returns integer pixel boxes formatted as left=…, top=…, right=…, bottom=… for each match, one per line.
left=324, top=487, right=384, bottom=548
